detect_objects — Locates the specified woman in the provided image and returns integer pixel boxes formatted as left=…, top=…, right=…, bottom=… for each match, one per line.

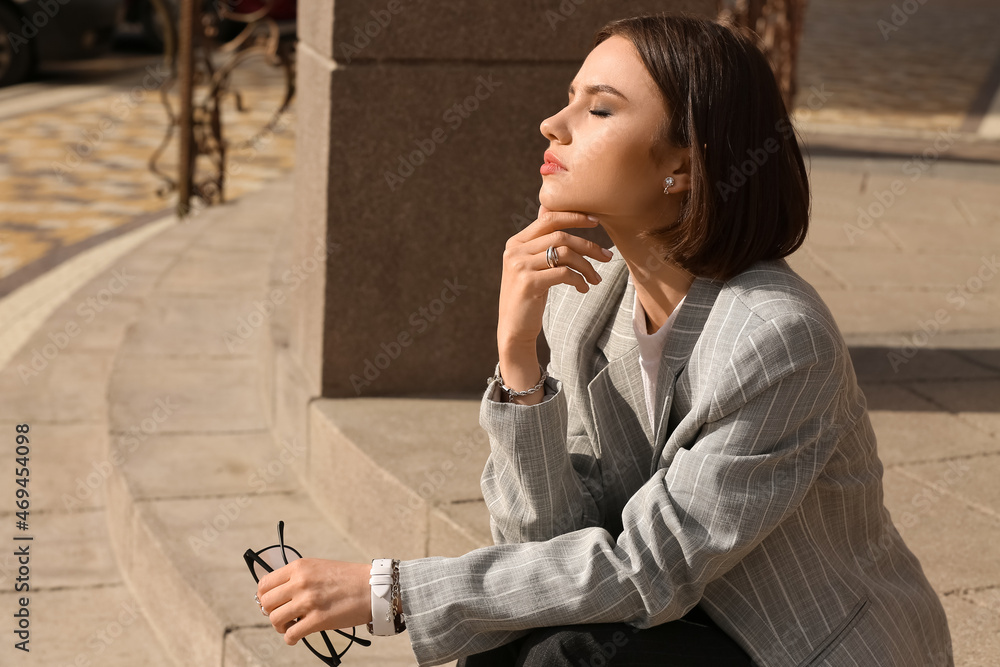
left=255, top=13, right=954, bottom=667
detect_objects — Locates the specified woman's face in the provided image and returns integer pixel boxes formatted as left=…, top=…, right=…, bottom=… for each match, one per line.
left=539, top=35, right=684, bottom=222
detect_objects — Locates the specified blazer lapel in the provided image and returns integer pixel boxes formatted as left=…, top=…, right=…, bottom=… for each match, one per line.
left=646, top=274, right=724, bottom=475
left=585, top=256, right=724, bottom=478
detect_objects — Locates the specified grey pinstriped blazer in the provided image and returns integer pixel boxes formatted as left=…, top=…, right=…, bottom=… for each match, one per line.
left=397, top=249, right=954, bottom=667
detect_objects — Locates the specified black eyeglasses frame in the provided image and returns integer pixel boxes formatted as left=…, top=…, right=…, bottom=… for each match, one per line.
left=242, top=520, right=372, bottom=666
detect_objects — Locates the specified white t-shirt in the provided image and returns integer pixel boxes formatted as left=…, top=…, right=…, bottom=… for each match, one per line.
left=628, top=272, right=686, bottom=432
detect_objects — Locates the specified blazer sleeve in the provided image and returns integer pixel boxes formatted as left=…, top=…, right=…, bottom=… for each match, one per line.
left=397, top=313, right=850, bottom=667
left=478, top=290, right=604, bottom=544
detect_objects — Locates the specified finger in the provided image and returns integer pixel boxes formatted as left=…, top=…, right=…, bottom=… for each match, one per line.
left=284, top=614, right=320, bottom=646
left=547, top=265, right=594, bottom=295
left=257, top=564, right=293, bottom=597
left=530, top=248, right=599, bottom=293
left=519, top=255, right=591, bottom=295
left=512, top=208, right=597, bottom=244
left=269, top=598, right=306, bottom=635
left=524, top=236, right=611, bottom=286
left=259, top=582, right=295, bottom=619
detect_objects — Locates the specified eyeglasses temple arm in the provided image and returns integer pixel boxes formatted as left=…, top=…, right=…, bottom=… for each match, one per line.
left=331, top=627, right=371, bottom=646
left=277, top=520, right=289, bottom=565
left=243, top=548, right=276, bottom=581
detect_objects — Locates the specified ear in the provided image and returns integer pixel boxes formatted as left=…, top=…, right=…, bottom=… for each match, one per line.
left=665, top=147, right=694, bottom=194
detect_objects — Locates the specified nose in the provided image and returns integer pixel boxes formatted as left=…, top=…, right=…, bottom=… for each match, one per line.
left=539, top=109, right=565, bottom=143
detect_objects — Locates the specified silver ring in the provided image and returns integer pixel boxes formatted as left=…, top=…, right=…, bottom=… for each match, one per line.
left=546, top=246, right=560, bottom=269
left=261, top=605, right=269, bottom=616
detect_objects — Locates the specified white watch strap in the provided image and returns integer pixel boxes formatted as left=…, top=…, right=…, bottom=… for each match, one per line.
left=370, top=558, right=395, bottom=636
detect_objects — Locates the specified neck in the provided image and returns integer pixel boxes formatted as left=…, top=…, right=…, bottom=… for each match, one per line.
left=606, top=229, right=694, bottom=332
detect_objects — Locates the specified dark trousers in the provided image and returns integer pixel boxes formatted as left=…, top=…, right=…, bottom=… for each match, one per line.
left=456, top=603, right=755, bottom=667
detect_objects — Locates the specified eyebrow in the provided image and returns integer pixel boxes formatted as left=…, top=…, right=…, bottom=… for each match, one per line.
left=567, top=82, right=628, bottom=102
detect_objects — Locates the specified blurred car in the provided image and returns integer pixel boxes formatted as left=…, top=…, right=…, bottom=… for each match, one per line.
left=120, top=0, right=177, bottom=53
left=120, top=0, right=295, bottom=53
left=0, top=0, right=124, bottom=87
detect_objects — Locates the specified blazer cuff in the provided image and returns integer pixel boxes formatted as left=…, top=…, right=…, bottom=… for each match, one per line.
left=483, top=369, right=558, bottom=405
left=397, top=555, right=535, bottom=666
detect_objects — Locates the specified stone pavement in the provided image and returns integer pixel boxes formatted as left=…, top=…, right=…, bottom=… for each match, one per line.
left=794, top=0, right=1000, bottom=138
left=0, top=51, right=296, bottom=289
left=0, top=146, right=997, bottom=664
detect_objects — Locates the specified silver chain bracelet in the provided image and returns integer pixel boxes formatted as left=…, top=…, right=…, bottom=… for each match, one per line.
left=390, top=559, right=405, bottom=628
left=387, top=560, right=399, bottom=623
left=489, top=361, right=547, bottom=400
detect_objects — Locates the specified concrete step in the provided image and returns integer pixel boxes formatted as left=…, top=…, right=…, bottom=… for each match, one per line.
left=306, top=396, right=495, bottom=562
left=97, top=178, right=440, bottom=665
left=0, top=214, right=200, bottom=664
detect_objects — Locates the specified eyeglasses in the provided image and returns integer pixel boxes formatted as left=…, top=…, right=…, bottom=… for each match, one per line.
left=243, top=520, right=371, bottom=665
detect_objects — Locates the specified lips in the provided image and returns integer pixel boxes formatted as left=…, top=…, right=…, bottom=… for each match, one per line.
left=543, top=150, right=567, bottom=171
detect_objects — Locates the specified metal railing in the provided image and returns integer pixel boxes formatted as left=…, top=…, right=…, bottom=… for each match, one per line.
left=718, top=0, right=807, bottom=111
left=148, top=0, right=296, bottom=217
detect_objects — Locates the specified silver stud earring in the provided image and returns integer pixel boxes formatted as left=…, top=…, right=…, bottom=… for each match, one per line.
left=663, top=177, right=675, bottom=194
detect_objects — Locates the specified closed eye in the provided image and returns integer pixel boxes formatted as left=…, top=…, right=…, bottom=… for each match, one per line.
left=589, top=109, right=611, bottom=117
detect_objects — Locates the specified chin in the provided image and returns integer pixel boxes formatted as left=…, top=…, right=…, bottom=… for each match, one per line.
left=539, top=187, right=586, bottom=213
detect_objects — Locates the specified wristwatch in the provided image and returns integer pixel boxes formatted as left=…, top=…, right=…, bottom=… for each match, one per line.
left=367, top=558, right=406, bottom=636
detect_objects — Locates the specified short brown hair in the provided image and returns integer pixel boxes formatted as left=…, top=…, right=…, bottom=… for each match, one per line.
left=593, top=13, right=810, bottom=283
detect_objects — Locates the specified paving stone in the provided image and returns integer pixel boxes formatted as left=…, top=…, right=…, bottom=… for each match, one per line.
left=908, top=379, right=1000, bottom=439
left=939, top=593, right=1000, bottom=667
left=0, top=585, right=173, bottom=666
left=878, top=218, right=1000, bottom=255
left=114, top=430, right=301, bottom=500
left=861, top=385, right=999, bottom=466
left=0, top=348, right=116, bottom=423
left=882, top=467, right=1000, bottom=593
left=112, top=249, right=182, bottom=276
left=808, top=183, right=1000, bottom=234
left=224, top=626, right=431, bottom=667
left=817, top=289, right=1000, bottom=347
left=128, top=217, right=211, bottom=258
left=26, top=507, right=120, bottom=589
left=785, top=249, right=846, bottom=289
left=195, top=225, right=281, bottom=254
left=273, top=348, right=314, bottom=480
left=849, top=347, right=996, bottom=384
left=804, top=211, right=900, bottom=251
left=964, top=586, right=1000, bottom=616
left=807, top=165, right=867, bottom=194
left=108, top=356, right=267, bottom=434
left=118, top=293, right=269, bottom=358
left=57, top=261, right=166, bottom=303
left=156, top=246, right=272, bottom=296
left=902, top=453, right=1000, bottom=526
left=816, top=250, right=1000, bottom=293
left=844, top=329, right=1000, bottom=352
left=46, top=296, right=142, bottom=352
left=0, top=420, right=108, bottom=512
